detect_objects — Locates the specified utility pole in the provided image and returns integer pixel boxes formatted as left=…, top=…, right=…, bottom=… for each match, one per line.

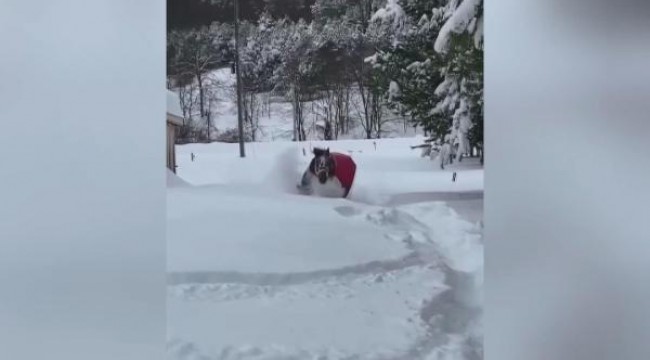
left=234, top=0, right=245, bottom=157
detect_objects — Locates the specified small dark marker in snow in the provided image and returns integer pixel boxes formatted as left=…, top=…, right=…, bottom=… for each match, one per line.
left=452, top=172, right=457, bottom=182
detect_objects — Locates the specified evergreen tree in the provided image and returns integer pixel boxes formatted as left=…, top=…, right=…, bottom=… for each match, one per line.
left=433, top=0, right=483, bottom=160
left=368, top=0, right=483, bottom=158
left=369, top=0, right=446, bottom=137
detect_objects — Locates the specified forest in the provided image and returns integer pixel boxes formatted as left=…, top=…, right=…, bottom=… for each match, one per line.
left=167, top=0, right=483, bottom=159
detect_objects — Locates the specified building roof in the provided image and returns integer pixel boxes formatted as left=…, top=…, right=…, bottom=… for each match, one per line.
left=167, top=90, right=184, bottom=126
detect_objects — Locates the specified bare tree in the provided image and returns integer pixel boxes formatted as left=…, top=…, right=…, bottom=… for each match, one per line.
left=177, top=83, right=199, bottom=141
left=274, top=20, right=313, bottom=142
left=169, top=29, right=222, bottom=140
left=242, top=90, right=261, bottom=141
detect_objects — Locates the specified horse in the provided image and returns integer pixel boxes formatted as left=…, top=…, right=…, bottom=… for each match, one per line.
left=298, top=147, right=356, bottom=198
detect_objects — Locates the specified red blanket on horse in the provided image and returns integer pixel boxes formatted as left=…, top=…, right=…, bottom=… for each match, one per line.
left=330, top=152, right=356, bottom=196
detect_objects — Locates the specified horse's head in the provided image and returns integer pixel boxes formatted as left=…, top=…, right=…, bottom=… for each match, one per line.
left=312, top=147, right=335, bottom=184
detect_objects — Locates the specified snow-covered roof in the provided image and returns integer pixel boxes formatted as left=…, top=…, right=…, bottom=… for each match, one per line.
left=167, top=90, right=184, bottom=126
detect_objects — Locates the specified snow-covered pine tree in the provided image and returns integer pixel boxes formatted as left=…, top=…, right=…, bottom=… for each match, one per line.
left=367, top=0, right=447, bottom=138
left=432, top=0, right=483, bottom=161
left=366, top=0, right=482, bottom=157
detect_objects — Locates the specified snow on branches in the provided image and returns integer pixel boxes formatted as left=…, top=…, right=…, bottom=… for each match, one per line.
left=434, top=0, right=482, bottom=53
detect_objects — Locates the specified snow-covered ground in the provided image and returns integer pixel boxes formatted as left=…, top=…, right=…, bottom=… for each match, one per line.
left=168, top=137, right=483, bottom=359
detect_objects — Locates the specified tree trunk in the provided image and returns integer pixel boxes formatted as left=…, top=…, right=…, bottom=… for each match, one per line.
left=298, top=99, right=306, bottom=140
left=196, top=71, right=207, bottom=140
left=292, top=87, right=305, bottom=141
left=292, top=87, right=298, bottom=141
left=343, top=86, right=350, bottom=134
left=360, top=86, right=372, bottom=139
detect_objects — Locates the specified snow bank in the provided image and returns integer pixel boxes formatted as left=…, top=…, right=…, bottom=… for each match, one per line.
left=175, top=137, right=483, bottom=202
left=167, top=186, right=410, bottom=274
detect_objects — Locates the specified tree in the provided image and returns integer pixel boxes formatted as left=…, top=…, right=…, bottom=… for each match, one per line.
left=433, top=0, right=483, bottom=161
left=365, top=0, right=483, bottom=154
left=167, top=27, right=227, bottom=140
left=365, top=0, right=431, bottom=138
left=273, top=19, right=318, bottom=141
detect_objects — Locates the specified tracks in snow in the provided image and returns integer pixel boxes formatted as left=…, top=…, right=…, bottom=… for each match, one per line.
left=168, top=205, right=443, bottom=288
left=168, top=203, right=482, bottom=360
left=168, top=252, right=424, bottom=287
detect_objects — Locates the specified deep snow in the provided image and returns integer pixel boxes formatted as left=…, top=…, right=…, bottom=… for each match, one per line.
left=167, top=137, right=483, bottom=359
left=174, top=137, right=482, bottom=203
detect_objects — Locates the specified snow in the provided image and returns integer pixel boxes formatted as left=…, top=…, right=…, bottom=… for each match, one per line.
left=168, top=137, right=483, bottom=359
left=474, top=15, right=484, bottom=48
left=167, top=186, right=410, bottom=274
left=434, top=0, right=482, bottom=53
left=388, top=80, right=401, bottom=100
left=371, top=0, right=407, bottom=32
left=364, top=53, right=378, bottom=64
left=167, top=169, right=189, bottom=187
left=167, top=89, right=183, bottom=118
left=173, top=138, right=483, bottom=198
left=168, top=266, right=445, bottom=359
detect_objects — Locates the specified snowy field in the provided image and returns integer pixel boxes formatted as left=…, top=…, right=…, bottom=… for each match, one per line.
left=167, top=137, right=483, bottom=359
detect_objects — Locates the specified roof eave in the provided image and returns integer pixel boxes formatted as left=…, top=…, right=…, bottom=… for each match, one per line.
left=167, top=112, right=184, bottom=126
